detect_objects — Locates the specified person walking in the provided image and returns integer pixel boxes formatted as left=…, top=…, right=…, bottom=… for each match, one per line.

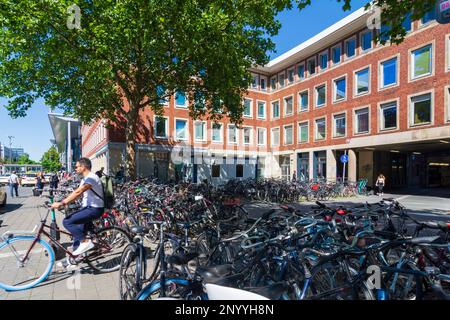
left=376, top=174, right=386, bottom=196
left=50, top=172, right=59, bottom=190
left=8, top=171, right=20, bottom=198
left=35, top=172, right=45, bottom=196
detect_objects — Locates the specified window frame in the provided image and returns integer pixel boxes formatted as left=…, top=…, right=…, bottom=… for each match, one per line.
left=315, top=82, right=327, bottom=108
left=271, top=99, right=281, bottom=120
left=378, top=99, right=399, bottom=132
left=283, top=95, right=294, bottom=117
left=227, top=124, right=239, bottom=145
left=194, top=120, right=207, bottom=142
left=332, top=75, right=347, bottom=104
left=211, top=122, right=224, bottom=144
left=297, top=62, right=306, bottom=81
left=445, top=86, right=450, bottom=123
left=260, top=76, right=267, bottom=91
left=307, top=56, right=317, bottom=77
left=344, top=36, right=357, bottom=60
left=287, top=68, right=295, bottom=84
left=297, top=120, right=309, bottom=144
left=407, top=90, right=434, bottom=128
left=353, top=105, right=371, bottom=136
left=278, top=72, right=286, bottom=88
left=257, top=127, right=267, bottom=146
left=243, top=98, right=253, bottom=118
left=378, top=54, right=400, bottom=91
left=242, top=126, right=254, bottom=146
left=174, top=118, right=189, bottom=141
left=175, top=91, right=188, bottom=109
left=270, top=76, right=277, bottom=91
left=271, top=127, right=280, bottom=147
left=409, top=42, right=434, bottom=82
left=257, top=100, right=267, bottom=120
left=283, top=124, right=294, bottom=146
left=314, top=117, right=327, bottom=141
left=360, top=30, right=373, bottom=52
left=354, top=65, right=371, bottom=98
left=331, top=44, right=342, bottom=65
left=319, top=49, right=329, bottom=71
left=332, top=112, right=347, bottom=139
left=154, top=115, right=169, bottom=139
left=298, top=89, right=310, bottom=113
left=251, top=73, right=259, bottom=89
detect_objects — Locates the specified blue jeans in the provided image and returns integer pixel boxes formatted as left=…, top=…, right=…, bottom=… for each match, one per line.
left=63, top=206, right=104, bottom=246
left=9, top=183, right=18, bottom=197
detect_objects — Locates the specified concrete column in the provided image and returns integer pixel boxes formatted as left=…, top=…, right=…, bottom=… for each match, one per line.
left=67, top=121, right=72, bottom=172
left=308, top=151, right=314, bottom=181
left=290, top=152, right=296, bottom=180
left=348, top=149, right=357, bottom=182
left=326, top=149, right=337, bottom=182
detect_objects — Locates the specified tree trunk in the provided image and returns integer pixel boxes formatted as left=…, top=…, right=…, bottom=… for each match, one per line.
left=125, top=107, right=138, bottom=180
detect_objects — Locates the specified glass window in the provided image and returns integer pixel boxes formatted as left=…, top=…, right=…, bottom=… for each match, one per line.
left=298, top=122, right=309, bottom=143
left=228, top=125, right=238, bottom=144
left=257, top=101, right=266, bottom=119
left=320, top=52, right=328, bottom=70
left=243, top=99, right=252, bottom=117
left=412, top=45, right=432, bottom=79
left=260, top=77, right=267, bottom=90
left=257, top=128, right=266, bottom=146
left=361, top=31, right=372, bottom=51
left=252, top=75, right=258, bottom=88
left=194, top=122, right=206, bottom=141
left=271, top=77, right=277, bottom=90
left=236, top=164, right=244, bottom=178
left=284, top=125, right=293, bottom=145
left=316, top=85, right=326, bottom=107
left=175, top=91, right=187, bottom=108
left=284, top=97, right=293, bottom=116
left=308, top=58, right=316, bottom=75
left=380, top=22, right=391, bottom=42
left=157, top=85, right=169, bottom=105
left=422, top=8, right=436, bottom=24
left=288, top=69, right=295, bottom=83
left=332, top=46, right=341, bottom=64
left=271, top=128, right=280, bottom=146
left=212, top=123, right=223, bottom=142
left=175, top=119, right=188, bottom=141
left=334, top=114, right=346, bottom=137
left=297, top=64, right=305, bottom=80
left=410, top=93, right=432, bottom=125
left=346, top=38, right=356, bottom=58
left=272, top=101, right=280, bottom=119
left=355, top=108, right=369, bottom=134
left=402, top=13, right=412, bottom=32
left=381, top=57, right=397, bottom=88
left=315, top=118, right=326, bottom=140
left=380, top=102, right=398, bottom=130
left=279, top=73, right=286, bottom=87
left=299, top=91, right=309, bottom=112
left=334, top=78, right=346, bottom=102
left=243, top=127, right=252, bottom=145
left=212, top=165, right=220, bottom=178
left=356, top=68, right=370, bottom=95
left=155, top=117, right=167, bottom=138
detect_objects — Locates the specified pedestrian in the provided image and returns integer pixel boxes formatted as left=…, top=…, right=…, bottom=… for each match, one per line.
left=50, top=172, right=59, bottom=190
left=375, top=174, right=386, bottom=196
left=8, top=171, right=20, bottom=198
left=115, top=166, right=124, bottom=183
left=35, top=172, right=45, bottom=196
left=95, top=167, right=104, bottom=178
left=292, top=170, right=297, bottom=182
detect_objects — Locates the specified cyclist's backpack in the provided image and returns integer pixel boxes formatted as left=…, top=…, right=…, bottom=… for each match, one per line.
left=100, top=175, right=115, bottom=209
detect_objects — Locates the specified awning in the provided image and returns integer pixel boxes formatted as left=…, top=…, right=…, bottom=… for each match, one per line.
left=48, top=113, right=80, bottom=152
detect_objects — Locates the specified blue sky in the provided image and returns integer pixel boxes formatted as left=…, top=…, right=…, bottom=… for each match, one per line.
left=0, top=0, right=369, bottom=162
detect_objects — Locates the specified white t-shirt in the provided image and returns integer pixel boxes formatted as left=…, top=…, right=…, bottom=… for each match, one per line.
left=9, top=174, right=19, bottom=184
left=80, top=172, right=104, bottom=208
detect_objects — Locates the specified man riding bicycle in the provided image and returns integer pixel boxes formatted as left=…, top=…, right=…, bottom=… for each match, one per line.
left=51, top=158, right=104, bottom=260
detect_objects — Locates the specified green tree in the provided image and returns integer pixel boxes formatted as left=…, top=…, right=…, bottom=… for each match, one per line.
left=0, top=0, right=439, bottom=178
left=40, top=147, right=62, bottom=173
left=17, top=154, right=36, bottom=165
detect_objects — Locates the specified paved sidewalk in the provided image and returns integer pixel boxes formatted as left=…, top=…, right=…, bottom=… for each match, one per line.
left=0, top=188, right=120, bottom=300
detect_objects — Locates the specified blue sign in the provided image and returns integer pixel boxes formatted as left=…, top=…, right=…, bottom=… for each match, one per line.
left=437, top=0, right=450, bottom=24
left=340, top=155, right=348, bottom=163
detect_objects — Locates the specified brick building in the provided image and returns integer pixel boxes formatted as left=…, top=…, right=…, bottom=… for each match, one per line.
left=81, top=7, right=450, bottom=188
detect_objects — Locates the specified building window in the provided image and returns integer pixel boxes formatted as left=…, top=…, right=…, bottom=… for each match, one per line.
left=380, top=57, right=398, bottom=88
left=157, top=85, right=169, bottom=105
left=284, top=125, right=293, bottom=145
left=297, top=64, right=305, bottom=80
left=175, top=91, right=187, bottom=108
left=298, top=122, right=309, bottom=143
left=228, top=125, right=238, bottom=144
left=316, top=84, right=326, bottom=107
left=315, top=118, right=326, bottom=140
left=380, top=102, right=398, bottom=131
left=320, top=52, right=328, bottom=70
left=284, top=96, right=293, bottom=116
left=257, top=101, right=266, bottom=119
left=260, top=77, right=267, bottom=90
left=380, top=22, right=391, bottom=43
left=257, top=128, right=266, bottom=146
left=279, top=73, right=286, bottom=87
left=271, top=77, right=277, bottom=90
left=333, top=113, right=346, bottom=138
left=355, top=68, right=370, bottom=95
left=421, top=8, right=436, bottom=25
left=287, top=69, right=295, bottom=83
left=212, top=165, right=220, bottom=178
left=243, top=127, right=253, bottom=145
left=411, top=44, right=432, bottom=79
left=251, top=74, right=258, bottom=89
left=345, top=38, right=356, bottom=59
left=236, top=164, right=244, bottom=178
left=212, top=123, right=223, bottom=142
left=154, top=116, right=168, bottom=138
left=272, top=101, right=280, bottom=119
left=307, top=57, right=316, bottom=76
left=402, top=13, right=412, bottom=32
left=175, top=119, right=188, bottom=141
left=194, top=121, right=206, bottom=141
left=299, top=91, right=309, bottom=112
left=243, top=99, right=252, bottom=117
left=361, top=31, right=372, bottom=51
left=332, top=45, right=341, bottom=64
left=334, top=77, right=346, bottom=102
left=410, top=93, right=432, bottom=126
left=355, top=107, right=369, bottom=134
left=271, top=128, right=280, bottom=146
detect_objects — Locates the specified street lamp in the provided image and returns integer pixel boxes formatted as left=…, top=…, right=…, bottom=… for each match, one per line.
left=7, top=136, right=14, bottom=164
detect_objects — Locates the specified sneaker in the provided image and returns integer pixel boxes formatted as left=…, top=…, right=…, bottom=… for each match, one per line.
left=72, top=240, right=95, bottom=256
left=56, top=258, right=78, bottom=271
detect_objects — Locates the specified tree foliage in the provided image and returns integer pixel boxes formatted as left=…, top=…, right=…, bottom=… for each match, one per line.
left=0, top=0, right=439, bottom=177
left=17, top=153, right=36, bottom=165
left=40, top=146, right=62, bottom=172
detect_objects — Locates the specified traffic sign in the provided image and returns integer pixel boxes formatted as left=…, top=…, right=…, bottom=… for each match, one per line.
left=340, top=155, right=349, bottom=163
left=437, top=0, right=450, bottom=24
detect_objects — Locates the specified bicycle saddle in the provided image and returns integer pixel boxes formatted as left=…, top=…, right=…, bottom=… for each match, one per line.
left=130, top=226, right=149, bottom=235
left=245, top=282, right=288, bottom=300
left=166, top=252, right=198, bottom=265
left=196, top=264, right=233, bottom=283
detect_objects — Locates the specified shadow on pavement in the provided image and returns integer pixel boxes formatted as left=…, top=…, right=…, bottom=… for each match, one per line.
left=0, top=203, right=23, bottom=214
left=388, top=187, right=450, bottom=199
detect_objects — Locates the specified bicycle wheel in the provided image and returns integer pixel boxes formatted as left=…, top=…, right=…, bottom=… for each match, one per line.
left=85, top=226, right=132, bottom=273
left=119, top=243, right=143, bottom=300
left=0, top=236, right=55, bottom=291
